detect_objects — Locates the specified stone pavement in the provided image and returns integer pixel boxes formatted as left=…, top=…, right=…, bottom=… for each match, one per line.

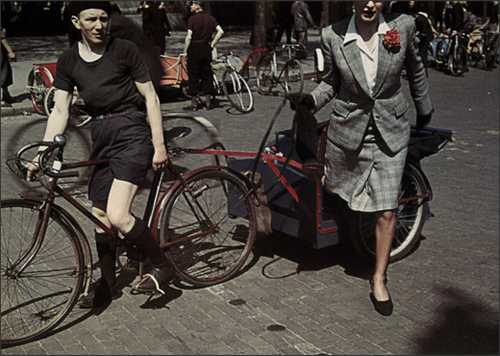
left=1, top=29, right=499, bottom=356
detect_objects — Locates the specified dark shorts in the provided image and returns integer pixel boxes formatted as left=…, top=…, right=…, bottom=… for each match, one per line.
left=88, top=111, right=154, bottom=210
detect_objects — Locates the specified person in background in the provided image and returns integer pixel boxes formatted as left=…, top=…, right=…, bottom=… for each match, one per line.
left=291, top=0, right=316, bottom=59
left=138, top=1, right=171, bottom=55
left=289, top=0, right=433, bottom=316
left=182, top=0, right=224, bottom=111
left=28, top=1, right=171, bottom=309
left=275, top=1, right=294, bottom=45
left=1, top=27, right=16, bottom=107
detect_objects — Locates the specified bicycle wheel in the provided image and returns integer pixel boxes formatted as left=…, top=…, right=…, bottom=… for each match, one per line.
left=255, top=54, right=275, bottom=95
left=1, top=199, right=85, bottom=347
left=448, top=39, right=466, bottom=76
left=162, top=113, right=226, bottom=174
left=355, top=164, right=428, bottom=262
left=26, top=68, right=49, bottom=115
left=221, top=69, right=254, bottom=113
left=280, top=59, right=304, bottom=96
left=159, top=168, right=256, bottom=286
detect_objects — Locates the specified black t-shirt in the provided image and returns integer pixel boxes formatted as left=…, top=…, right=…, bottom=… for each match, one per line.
left=53, top=37, right=150, bottom=116
left=187, top=11, right=218, bottom=43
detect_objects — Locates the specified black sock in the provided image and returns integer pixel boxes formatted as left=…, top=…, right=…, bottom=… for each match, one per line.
left=123, top=218, right=168, bottom=268
left=95, top=231, right=116, bottom=292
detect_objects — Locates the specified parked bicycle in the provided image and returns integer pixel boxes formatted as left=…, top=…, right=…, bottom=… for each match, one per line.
left=211, top=53, right=254, bottom=113
left=468, top=29, right=499, bottom=70
left=0, top=113, right=253, bottom=348
left=255, top=44, right=304, bottom=96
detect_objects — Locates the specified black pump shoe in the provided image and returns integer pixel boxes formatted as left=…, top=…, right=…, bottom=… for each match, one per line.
left=369, top=278, right=393, bottom=316
left=369, top=292, right=393, bottom=316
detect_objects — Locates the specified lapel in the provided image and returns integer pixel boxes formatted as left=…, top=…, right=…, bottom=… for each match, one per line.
left=340, top=40, right=372, bottom=97
left=372, top=22, right=395, bottom=97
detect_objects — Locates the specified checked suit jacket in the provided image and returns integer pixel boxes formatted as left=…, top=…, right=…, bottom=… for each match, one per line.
left=311, top=13, right=433, bottom=154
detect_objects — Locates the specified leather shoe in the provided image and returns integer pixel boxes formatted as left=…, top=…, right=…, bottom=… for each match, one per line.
left=369, top=279, right=393, bottom=316
left=369, top=292, right=393, bottom=316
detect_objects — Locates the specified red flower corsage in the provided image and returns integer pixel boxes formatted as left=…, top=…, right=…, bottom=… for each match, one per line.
left=383, top=28, right=401, bottom=53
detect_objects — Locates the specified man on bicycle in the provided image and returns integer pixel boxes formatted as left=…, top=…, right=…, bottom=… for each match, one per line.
left=182, top=0, right=224, bottom=111
left=28, top=1, right=171, bottom=308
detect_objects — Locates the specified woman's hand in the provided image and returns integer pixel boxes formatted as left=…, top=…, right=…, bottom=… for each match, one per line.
left=152, top=144, right=169, bottom=170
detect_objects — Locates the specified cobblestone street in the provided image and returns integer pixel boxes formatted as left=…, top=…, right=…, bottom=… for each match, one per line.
left=1, top=27, right=498, bottom=354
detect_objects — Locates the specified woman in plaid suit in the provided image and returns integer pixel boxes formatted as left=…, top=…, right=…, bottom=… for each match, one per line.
left=292, top=1, right=433, bottom=316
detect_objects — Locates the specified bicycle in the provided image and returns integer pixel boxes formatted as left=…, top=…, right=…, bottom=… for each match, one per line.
left=1, top=114, right=256, bottom=348
left=26, top=63, right=56, bottom=116
left=212, top=53, right=254, bottom=113
left=255, top=44, right=304, bottom=96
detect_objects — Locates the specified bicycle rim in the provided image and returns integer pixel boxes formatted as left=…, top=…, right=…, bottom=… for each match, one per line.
left=27, top=69, right=46, bottom=115
left=222, top=70, right=254, bottom=113
left=1, top=200, right=84, bottom=347
left=160, top=169, right=256, bottom=286
left=281, top=59, right=304, bottom=96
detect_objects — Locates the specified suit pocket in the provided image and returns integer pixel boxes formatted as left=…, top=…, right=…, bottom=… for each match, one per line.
left=393, top=100, right=409, bottom=118
left=332, top=100, right=353, bottom=119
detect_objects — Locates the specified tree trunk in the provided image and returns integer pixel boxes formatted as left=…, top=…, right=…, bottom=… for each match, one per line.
left=320, top=1, right=330, bottom=28
left=252, top=0, right=267, bottom=48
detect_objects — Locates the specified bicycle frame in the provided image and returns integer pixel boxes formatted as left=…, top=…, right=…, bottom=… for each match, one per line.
left=165, top=147, right=339, bottom=245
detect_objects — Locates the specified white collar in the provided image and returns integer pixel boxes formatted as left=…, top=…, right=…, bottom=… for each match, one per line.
left=344, top=14, right=391, bottom=45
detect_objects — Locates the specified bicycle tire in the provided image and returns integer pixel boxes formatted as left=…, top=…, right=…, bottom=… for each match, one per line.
left=159, top=168, right=256, bottom=286
left=355, top=163, right=428, bottom=262
left=27, top=68, right=49, bottom=115
left=255, top=54, right=275, bottom=95
left=221, top=69, right=254, bottom=113
left=162, top=113, right=226, bottom=174
left=279, top=58, right=304, bottom=96
left=1, top=199, right=85, bottom=347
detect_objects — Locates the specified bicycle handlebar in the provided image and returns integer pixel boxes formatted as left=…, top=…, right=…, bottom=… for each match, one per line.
left=14, top=135, right=79, bottom=181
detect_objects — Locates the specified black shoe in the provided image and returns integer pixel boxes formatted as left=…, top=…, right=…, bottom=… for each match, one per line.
left=134, top=266, right=171, bottom=295
left=369, top=293, right=393, bottom=316
left=369, top=279, right=393, bottom=316
left=79, top=282, right=122, bottom=309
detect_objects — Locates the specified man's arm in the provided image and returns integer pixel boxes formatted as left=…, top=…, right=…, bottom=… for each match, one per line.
left=41, top=89, right=73, bottom=145
left=135, top=81, right=168, bottom=170
left=182, top=29, right=192, bottom=54
left=210, top=25, right=224, bottom=48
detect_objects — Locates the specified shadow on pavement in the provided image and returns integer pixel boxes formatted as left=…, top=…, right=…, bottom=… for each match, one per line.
left=414, top=286, right=499, bottom=354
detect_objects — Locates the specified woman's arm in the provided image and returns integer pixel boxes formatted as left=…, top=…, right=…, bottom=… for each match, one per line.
left=135, top=81, right=168, bottom=170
